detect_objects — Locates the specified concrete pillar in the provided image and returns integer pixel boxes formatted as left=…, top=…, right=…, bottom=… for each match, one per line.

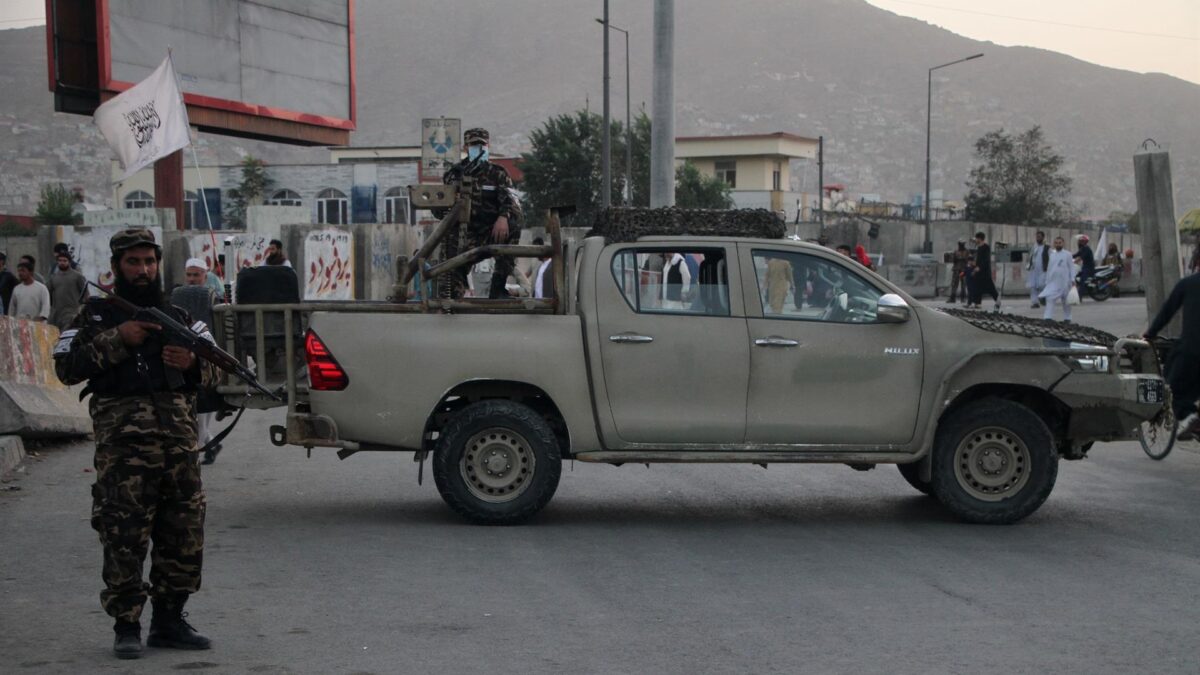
left=650, top=0, right=675, bottom=208
left=1135, top=150, right=1181, bottom=336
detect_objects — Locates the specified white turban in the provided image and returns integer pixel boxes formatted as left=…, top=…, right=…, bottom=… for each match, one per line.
left=185, top=257, right=209, bottom=271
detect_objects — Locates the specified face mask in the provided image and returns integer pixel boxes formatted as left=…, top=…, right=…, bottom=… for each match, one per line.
left=467, top=145, right=488, bottom=162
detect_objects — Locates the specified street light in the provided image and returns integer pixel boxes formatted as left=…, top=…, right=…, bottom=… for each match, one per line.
left=924, top=52, right=983, bottom=253
left=596, top=17, right=632, bottom=205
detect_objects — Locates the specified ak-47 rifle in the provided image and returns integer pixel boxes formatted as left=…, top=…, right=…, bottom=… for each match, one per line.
left=88, top=281, right=281, bottom=400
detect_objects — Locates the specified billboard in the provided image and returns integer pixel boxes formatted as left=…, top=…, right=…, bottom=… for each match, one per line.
left=421, top=118, right=461, bottom=181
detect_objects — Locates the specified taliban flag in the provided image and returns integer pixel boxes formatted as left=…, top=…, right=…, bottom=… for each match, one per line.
left=94, top=54, right=191, bottom=180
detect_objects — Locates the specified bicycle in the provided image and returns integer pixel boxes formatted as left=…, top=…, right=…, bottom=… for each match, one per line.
left=1138, top=337, right=1180, bottom=460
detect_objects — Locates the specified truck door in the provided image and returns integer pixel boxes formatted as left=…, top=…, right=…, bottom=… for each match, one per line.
left=595, top=245, right=749, bottom=445
left=737, top=245, right=924, bottom=446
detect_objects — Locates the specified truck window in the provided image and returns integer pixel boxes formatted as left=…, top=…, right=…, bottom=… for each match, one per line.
left=751, top=249, right=883, bottom=323
left=611, top=249, right=730, bottom=316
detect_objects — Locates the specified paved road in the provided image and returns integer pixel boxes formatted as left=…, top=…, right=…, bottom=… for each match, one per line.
left=3, top=296, right=1198, bottom=674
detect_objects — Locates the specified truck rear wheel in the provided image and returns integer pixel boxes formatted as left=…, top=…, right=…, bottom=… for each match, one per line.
left=432, top=400, right=562, bottom=525
left=931, top=398, right=1058, bottom=524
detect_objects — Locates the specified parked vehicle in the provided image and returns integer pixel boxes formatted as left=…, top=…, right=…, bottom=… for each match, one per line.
left=1079, top=264, right=1123, bottom=301
left=218, top=235, right=1167, bottom=526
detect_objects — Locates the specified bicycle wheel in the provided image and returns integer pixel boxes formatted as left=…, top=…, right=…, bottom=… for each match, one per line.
left=1139, top=414, right=1176, bottom=460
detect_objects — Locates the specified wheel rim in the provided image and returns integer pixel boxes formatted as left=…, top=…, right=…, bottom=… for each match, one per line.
left=459, top=427, right=536, bottom=503
left=953, top=426, right=1031, bottom=502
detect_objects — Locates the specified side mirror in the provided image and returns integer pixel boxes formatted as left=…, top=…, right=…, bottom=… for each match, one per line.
left=877, top=293, right=910, bottom=323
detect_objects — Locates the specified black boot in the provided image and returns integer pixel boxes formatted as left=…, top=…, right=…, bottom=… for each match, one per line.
left=113, top=619, right=142, bottom=659
left=147, top=599, right=212, bottom=650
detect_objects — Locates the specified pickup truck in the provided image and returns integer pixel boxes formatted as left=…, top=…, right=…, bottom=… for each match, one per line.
left=219, top=233, right=1166, bottom=526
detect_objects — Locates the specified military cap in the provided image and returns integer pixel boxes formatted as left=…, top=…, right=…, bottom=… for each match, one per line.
left=464, top=128, right=490, bottom=145
left=109, top=228, right=161, bottom=255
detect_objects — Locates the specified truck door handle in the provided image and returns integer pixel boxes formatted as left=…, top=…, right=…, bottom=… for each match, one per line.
left=609, top=333, right=654, bottom=343
left=754, top=336, right=800, bottom=347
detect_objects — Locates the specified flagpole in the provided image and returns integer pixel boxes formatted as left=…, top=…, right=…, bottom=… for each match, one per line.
left=167, top=49, right=223, bottom=280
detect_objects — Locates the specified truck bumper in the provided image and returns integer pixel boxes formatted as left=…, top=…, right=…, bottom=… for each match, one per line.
left=271, top=412, right=359, bottom=451
left=1052, top=372, right=1165, bottom=442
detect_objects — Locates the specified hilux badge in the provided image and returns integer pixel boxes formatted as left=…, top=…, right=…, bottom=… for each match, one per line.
left=884, top=347, right=920, bottom=355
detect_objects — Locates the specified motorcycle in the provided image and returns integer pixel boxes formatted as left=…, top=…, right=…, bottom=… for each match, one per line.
left=1078, top=264, right=1122, bottom=301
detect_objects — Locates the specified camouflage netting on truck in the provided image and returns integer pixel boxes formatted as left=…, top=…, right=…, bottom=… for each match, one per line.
left=587, top=207, right=787, bottom=243
left=938, top=308, right=1119, bottom=347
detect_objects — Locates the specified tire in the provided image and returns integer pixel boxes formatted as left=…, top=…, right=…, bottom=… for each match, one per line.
left=930, top=398, right=1058, bottom=524
left=1139, top=414, right=1176, bottom=461
left=1089, top=285, right=1111, bottom=302
left=432, top=400, right=562, bottom=525
left=896, top=462, right=933, bottom=496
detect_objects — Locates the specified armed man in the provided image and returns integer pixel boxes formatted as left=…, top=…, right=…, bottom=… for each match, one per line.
left=437, top=127, right=521, bottom=298
left=54, top=229, right=220, bottom=659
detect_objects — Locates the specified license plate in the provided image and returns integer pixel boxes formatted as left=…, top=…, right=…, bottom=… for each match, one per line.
left=1138, top=379, right=1164, bottom=404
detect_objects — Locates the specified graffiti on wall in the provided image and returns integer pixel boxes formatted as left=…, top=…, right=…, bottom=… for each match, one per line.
left=187, top=235, right=224, bottom=276
left=0, top=316, right=63, bottom=388
left=54, top=225, right=163, bottom=293
left=228, top=235, right=271, bottom=271
left=370, top=228, right=393, bottom=273
left=304, top=229, right=353, bottom=300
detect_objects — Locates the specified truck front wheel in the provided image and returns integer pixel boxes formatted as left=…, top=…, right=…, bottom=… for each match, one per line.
left=432, top=400, right=562, bottom=525
left=931, top=398, right=1058, bottom=524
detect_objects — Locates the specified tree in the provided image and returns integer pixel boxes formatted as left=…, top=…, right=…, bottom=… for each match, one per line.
left=224, top=156, right=273, bottom=228
left=964, top=126, right=1073, bottom=226
left=675, top=162, right=734, bottom=209
left=34, top=183, right=80, bottom=225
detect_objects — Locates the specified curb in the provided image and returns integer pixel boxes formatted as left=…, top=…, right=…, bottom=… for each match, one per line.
left=0, top=435, right=26, bottom=478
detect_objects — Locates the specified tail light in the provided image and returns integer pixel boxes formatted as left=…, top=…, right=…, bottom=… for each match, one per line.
left=305, top=330, right=349, bottom=391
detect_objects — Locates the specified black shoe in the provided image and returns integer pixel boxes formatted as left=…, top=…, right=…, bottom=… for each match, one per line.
left=148, top=603, right=212, bottom=650
left=113, top=620, right=142, bottom=660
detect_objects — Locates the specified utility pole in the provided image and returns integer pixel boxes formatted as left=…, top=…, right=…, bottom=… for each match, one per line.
left=596, top=18, right=632, bottom=205
left=925, top=53, right=983, bottom=253
left=650, top=0, right=674, bottom=207
left=817, top=136, right=824, bottom=227
left=601, top=0, right=611, bottom=209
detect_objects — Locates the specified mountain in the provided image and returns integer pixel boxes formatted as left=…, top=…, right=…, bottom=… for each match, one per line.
left=2, top=0, right=1197, bottom=218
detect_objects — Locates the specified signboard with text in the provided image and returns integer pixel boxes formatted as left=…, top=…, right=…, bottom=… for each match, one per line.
left=421, top=117, right=461, bottom=182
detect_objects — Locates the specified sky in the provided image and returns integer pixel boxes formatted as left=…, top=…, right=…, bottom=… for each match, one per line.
left=865, top=0, right=1200, bottom=85
left=3, top=0, right=1198, bottom=85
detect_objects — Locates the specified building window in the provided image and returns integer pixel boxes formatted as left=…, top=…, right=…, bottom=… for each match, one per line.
left=316, top=188, right=348, bottom=225
left=715, top=161, right=737, bottom=188
left=268, top=189, right=303, bottom=207
left=184, top=191, right=198, bottom=228
left=124, top=190, right=154, bottom=209
left=383, top=187, right=410, bottom=224
left=772, top=163, right=782, bottom=191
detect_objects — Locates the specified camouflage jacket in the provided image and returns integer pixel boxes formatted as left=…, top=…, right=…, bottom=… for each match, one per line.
left=435, top=159, right=520, bottom=232
left=54, top=297, right=220, bottom=447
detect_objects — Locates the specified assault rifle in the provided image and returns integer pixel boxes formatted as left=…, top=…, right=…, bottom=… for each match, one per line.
left=87, top=281, right=281, bottom=400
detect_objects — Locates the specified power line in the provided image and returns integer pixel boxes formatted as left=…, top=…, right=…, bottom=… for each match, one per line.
left=874, top=0, right=1198, bottom=41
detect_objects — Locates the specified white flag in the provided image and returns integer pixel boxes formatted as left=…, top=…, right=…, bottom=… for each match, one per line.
left=94, top=55, right=191, bottom=181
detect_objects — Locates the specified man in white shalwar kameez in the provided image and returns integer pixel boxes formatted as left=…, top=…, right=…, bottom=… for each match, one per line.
left=1039, top=236, right=1075, bottom=321
left=1027, top=230, right=1049, bottom=309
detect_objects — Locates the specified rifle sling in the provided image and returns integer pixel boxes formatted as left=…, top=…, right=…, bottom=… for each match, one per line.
left=200, top=405, right=246, bottom=456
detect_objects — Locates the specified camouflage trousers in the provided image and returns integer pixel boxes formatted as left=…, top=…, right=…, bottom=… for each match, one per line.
left=91, top=438, right=205, bottom=623
left=441, top=221, right=521, bottom=299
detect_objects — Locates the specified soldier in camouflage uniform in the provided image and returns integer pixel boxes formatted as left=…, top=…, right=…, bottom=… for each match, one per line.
left=436, top=127, right=522, bottom=298
left=54, top=229, right=220, bottom=659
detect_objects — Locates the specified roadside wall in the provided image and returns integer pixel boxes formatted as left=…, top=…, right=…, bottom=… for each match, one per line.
left=0, top=317, right=89, bottom=437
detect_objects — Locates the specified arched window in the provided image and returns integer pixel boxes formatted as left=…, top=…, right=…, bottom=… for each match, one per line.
left=316, top=188, right=348, bottom=225
left=124, top=190, right=154, bottom=209
left=383, top=187, right=409, bottom=224
left=268, top=189, right=303, bottom=207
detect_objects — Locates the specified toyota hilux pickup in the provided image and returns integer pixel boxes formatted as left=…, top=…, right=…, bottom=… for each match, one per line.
left=218, top=232, right=1166, bottom=526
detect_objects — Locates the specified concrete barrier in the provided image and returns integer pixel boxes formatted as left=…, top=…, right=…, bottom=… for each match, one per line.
left=0, top=317, right=90, bottom=437
left=0, top=435, right=25, bottom=477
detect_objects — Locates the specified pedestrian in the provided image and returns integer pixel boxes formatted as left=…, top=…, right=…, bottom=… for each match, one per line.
left=54, top=229, right=219, bottom=659
left=1026, top=231, right=1049, bottom=308
left=434, top=127, right=521, bottom=299
left=47, top=251, right=88, bottom=330
left=0, top=251, right=17, bottom=314
left=1102, top=242, right=1122, bottom=267
left=1144, top=271, right=1200, bottom=437
left=1039, top=236, right=1074, bottom=322
left=261, top=239, right=292, bottom=268
left=853, top=244, right=875, bottom=270
left=49, top=242, right=78, bottom=277
left=1074, top=234, right=1095, bottom=301
left=20, top=254, right=46, bottom=284
left=662, top=252, right=692, bottom=310
left=764, top=254, right=793, bottom=314
left=532, top=237, right=554, bottom=300
left=969, top=231, right=1001, bottom=311
left=7, top=260, right=50, bottom=321
left=947, top=240, right=970, bottom=304
left=178, top=258, right=225, bottom=464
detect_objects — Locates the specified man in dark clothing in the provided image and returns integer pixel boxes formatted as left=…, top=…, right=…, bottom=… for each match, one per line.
left=55, top=229, right=219, bottom=659
left=969, top=231, right=1000, bottom=311
left=1074, top=234, right=1096, bottom=301
left=1144, top=273, right=1200, bottom=433
left=435, top=127, right=521, bottom=299
left=0, top=252, right=17, bottom=313
left=947, top=240, right=969, bottom=304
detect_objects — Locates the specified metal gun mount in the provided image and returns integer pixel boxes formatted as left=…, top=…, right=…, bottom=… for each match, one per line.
left=408, top=183, right=459, bottom=209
